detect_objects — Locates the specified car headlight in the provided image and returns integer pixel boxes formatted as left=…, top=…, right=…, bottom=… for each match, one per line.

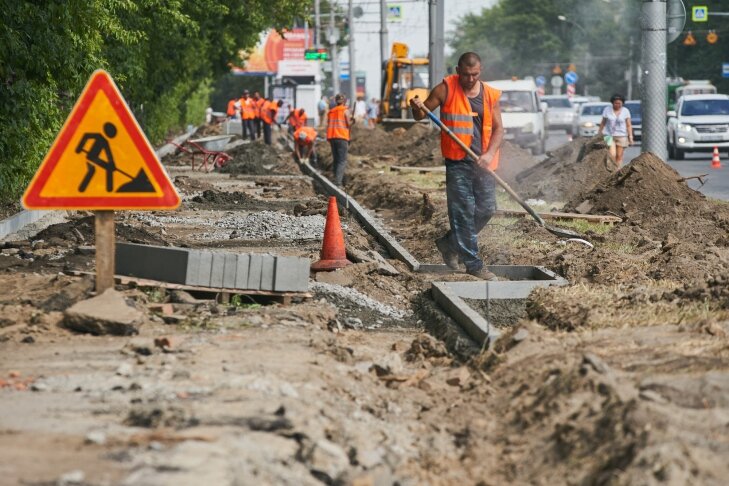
left=677, top=123, right=693, bottom=132
left=521, top=122, right=534, bottom=133
left=581, top=121, right=595, bottom=128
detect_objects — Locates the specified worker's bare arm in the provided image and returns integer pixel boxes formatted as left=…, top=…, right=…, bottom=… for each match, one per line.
left=477, top=102, right=504, bottom=171
left=409, top=83, right=446, bottom=121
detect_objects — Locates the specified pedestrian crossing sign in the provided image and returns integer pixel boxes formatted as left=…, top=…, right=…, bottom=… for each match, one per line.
left=23, top=70, right=180, bottom=210
left=692, top=6, right=708, bottom=22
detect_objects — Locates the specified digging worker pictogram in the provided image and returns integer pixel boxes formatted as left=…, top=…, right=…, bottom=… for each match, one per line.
left=410, top=52, right=504, bottom=281
left=74, top=121, right=154, bottom=194
left=75, top=122, right=120, bottom=193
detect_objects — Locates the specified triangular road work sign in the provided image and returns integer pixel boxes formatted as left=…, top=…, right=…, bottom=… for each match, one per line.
left=23, top=70, right=180, bottom=210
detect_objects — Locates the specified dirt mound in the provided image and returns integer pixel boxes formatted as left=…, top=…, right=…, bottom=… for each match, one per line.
left=173, top=175, right=215, bottom=194
left=515, top=136, right=616, bottom=203
left=568, top=152, right=729, bottom=241
left=496, top=141, right=540, bottom=187
left=192, top=189, right=254, bottom=205
left=219, top=141, right=283, bottom=175
left=347, top=123, right=441, bottom=167
left=32, top=216, right=168, bottom=247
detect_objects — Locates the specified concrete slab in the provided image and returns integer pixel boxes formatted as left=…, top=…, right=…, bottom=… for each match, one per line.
left=195, top=252, right=213, bottom=288
left=210, top=252, right=226, bottom=288
left=432, top=282, right=500, bottom=346
left=235, top=254, right=250, bottom=289
left=246, top=255, right=263, bottom=290
left=116, top=243, right=189, bottom=285
left=273, top=256, right=310, bottom=292
left=260, top=255, right=275, bottom=291
left=222, top=253, right=237, bottom=289
left=185, top=250, right=203, bottom=286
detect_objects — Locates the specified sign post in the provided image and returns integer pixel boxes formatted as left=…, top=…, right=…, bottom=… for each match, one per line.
left=22, top=70, right=180, bottom=292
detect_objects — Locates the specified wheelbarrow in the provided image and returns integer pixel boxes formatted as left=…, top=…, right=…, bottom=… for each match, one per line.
left=170, top=134, right=234, bottom=172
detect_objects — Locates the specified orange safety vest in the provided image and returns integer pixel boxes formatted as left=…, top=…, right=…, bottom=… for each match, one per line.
left=262, top=102, right=280, bottom=124
left=226, top=99, right=236, bottom=116
left=440, top=74, right=501, bottom=168
left=255, top=98, right=266, bottom=118
left=294, top=126, right=317, bottom=145
left=289, top=110, right=306, bottom=129
left=240, top=98, right=255, bottom=120
left=327, top=105, right=350, bottom=141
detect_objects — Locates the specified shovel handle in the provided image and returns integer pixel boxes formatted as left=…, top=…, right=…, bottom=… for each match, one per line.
left=419, top=101, right=546, bottom=227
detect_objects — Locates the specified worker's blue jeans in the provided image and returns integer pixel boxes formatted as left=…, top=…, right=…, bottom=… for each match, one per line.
left=440, top=159, right=497, bottom=272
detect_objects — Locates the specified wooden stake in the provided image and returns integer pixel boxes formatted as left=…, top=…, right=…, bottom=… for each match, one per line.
left=94, top=210, right=115, bottom=293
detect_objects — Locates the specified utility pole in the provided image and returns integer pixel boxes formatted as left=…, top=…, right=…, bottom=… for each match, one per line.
left=348, top=0, right=356, bottom=105
left=428, top=0, right=445, bottom=89
left=330, top=3, right=340, bottom=96
left=314, top=0, right=321, bottom=48
left=380, top=0, right=389, bottom=70
left=641, top=0, right=667, bottom=160
left=626, top=37, right=634, bottom=100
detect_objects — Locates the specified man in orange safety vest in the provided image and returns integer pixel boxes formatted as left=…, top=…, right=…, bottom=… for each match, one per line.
left=327, top=93, right=354, bottom=186
left=410, top=52, right=504, bottom=281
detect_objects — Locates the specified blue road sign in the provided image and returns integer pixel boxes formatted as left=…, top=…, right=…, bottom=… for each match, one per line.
left=564, top=71, right=579, bottom=85
left=535, top=75, right=546, bottom=87
left=723, top=63, right=729, bottom=78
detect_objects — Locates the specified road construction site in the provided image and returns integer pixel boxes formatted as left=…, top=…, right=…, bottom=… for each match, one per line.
left=2, top=123, right=729, bottom=485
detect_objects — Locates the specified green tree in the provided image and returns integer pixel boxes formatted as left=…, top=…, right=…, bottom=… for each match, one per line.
left=0, top=0, right=308, bottom=204
left=448, top=0, right=641, bottom=99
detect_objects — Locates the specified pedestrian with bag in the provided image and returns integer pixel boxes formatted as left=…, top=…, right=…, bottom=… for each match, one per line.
left=598, top=93, right=633, bottom=167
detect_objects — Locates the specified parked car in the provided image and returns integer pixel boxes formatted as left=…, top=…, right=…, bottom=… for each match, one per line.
left=624, top=100, right=642, bottom=141
left=667, top=94, right=729, bottom=160
left=489, top=79, right=548, bottom=155
left=575, top=102, right=610, bottom=137
left=540, top=95, right=576, bottom=134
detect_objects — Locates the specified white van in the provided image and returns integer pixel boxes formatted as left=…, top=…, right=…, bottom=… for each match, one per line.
left=488, top=79, right=548, bottom=155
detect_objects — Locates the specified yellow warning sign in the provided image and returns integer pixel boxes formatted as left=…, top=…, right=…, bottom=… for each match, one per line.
left=23, top=70, right=180, bottom=210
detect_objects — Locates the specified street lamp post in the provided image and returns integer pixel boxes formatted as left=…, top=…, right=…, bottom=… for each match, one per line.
left=558, top=15, right=590, bottom=96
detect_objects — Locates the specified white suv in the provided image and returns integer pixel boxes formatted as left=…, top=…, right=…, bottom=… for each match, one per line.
left=489, top=79, right=548, bottom=155
left=667, top=94, right=729, bottom=160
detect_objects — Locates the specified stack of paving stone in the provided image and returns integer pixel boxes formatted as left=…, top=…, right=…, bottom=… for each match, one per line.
left=116, top=242, right=309, bottom=292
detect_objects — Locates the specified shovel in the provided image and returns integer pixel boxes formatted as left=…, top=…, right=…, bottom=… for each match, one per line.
left=419, top=103, right=585, bottom=241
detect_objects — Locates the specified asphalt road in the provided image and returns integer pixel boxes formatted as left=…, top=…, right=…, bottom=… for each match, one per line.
left=544, top=131, right=729, bottom=201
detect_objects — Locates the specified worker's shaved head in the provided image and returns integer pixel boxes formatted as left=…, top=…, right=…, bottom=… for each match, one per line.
left=457, top=52, right=481, bottom=68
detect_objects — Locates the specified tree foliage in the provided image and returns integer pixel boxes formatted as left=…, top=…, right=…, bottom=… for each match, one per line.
left=448, top=0, right=641, bottom=98
left=0, top=0, right=308, bottom=203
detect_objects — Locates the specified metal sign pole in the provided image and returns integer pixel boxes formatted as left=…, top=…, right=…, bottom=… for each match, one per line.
left=95, top=210, right=115, bottom=293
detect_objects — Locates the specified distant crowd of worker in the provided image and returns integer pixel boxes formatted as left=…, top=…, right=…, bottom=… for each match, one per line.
left=226, top=91, right=377, bottom=187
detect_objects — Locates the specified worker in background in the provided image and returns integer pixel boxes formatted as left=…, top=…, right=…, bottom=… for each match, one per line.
left=239, top=90, right=256, bottom=140
left=226, top=98, right=237, bottom=119
left=327, top=94, right=354, bottom=186
left=287, top=108, right=307, bottom=135
left=293, top=125, right=318, bottom=164
left=410, top=52, right=504, bottom=281
left=261, top=99, right=283, bottom=146
left=252, top=91, right=265, bottom=139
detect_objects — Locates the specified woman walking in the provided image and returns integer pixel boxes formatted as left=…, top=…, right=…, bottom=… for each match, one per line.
left=598, top=94, right=634, bottom=167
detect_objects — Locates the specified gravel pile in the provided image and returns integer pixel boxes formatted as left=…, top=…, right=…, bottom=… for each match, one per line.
left=132, top=212, right=326, bottom=241
left=311, top=281, right=411, bottom=320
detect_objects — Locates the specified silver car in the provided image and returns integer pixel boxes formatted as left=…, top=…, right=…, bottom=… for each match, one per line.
left=576, top=102, right=610, bottom=137
left=541, top=95, right=576, bottom=134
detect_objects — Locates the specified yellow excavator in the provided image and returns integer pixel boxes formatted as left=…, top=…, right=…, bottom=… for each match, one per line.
left=380, top=42, right=429, bottom=129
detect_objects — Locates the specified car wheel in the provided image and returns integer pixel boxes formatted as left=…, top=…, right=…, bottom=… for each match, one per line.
left=532, top=136, right=545, bottom=156
left=673, top=139, right=684, bottom=160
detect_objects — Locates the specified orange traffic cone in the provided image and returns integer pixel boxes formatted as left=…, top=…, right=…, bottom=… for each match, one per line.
left=711, top=147, right=722, bottom=169
left=311, top=196, right=352, bottom=272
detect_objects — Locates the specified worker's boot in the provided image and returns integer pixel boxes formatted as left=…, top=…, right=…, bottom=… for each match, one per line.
left=435, top=236, right=460, bottom=271
left=467, top=267, right=499, bottom=281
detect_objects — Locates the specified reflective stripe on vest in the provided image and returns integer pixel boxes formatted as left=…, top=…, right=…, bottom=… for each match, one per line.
left=327, top=105, right=350, bottom=141
left=440, top=75, right=501, bottom=168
